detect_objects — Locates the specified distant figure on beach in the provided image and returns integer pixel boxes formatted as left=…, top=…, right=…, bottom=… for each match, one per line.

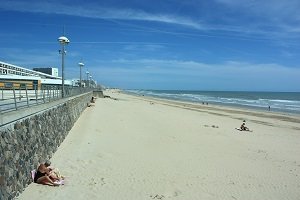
left=91, top=96, right=95, bottom=103
left=34, top=161, right=60, bottom=186
left=240, top=122, right=249, bottom=131
left=235, top=120, right=252, bottom=132
left=268, top=105, right=271, bottom=111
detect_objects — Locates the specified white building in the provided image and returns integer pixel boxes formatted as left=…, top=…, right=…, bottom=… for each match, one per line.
left=0, top=61, right=73, bottom=88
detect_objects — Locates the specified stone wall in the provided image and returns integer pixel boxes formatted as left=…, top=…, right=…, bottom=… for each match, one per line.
left=93, top=90, right=104, bottom=98
left=0, top=92, right=93, bottom=200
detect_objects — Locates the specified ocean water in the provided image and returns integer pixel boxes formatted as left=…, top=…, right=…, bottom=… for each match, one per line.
left=126, top=90, right=300, bottom=115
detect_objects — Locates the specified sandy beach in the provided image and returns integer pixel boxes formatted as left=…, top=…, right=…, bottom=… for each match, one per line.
left=17, top=90, right=300, bottom=200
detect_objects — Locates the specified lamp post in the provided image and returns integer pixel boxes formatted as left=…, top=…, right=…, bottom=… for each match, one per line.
left=58, top=36, right=70, bottom=97
left=78, top=62, right=84, bottom=87
left=86, top=71, right=89, bottom=87
left=89, top=75, right=92, bottom=88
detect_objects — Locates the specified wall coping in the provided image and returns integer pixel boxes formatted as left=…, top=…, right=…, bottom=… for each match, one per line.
left=0, top=92, right=93, bottom=127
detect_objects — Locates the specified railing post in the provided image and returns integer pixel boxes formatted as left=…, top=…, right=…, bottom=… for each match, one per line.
left=13, top=87, right=18, bottom=110
left=57, top=86, right=59, bottom=98
left=43, top=86, right=45, bottom=103
left=35, top=85, right=38, bottom=103
left=19, top=87, right=22, bottom=101
left=65, top=87, right=68, bottom=97
left=25, top=85, right=29, bottom=107
left=48, top=86, right=50, bottom=102
left=49, top=86, right=52, bottom=102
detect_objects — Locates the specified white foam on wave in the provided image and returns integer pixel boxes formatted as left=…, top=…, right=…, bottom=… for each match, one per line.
left=126, top=90, right=300, bottom=114
left=259, top=98, right=300, bottom=103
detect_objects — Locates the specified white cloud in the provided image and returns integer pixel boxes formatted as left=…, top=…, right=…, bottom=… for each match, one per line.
left=215, top=0, right=300, bottom=29
left=0, top=48, right=58, bottom=66
left=123, top=44, right=166, bottom=51
left=96, top=58, right=300, bottom=77
left=90, top=59, right=300, bottom=90
left=0, top=1, right=202, bottom=29
left=2, top=0, right=299, bottom=39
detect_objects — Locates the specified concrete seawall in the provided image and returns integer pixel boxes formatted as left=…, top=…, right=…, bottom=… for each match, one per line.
left=0, top=92, right=94, bottom=200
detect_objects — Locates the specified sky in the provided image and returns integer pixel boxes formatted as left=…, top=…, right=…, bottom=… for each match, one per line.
left=0, top=0, right=300, bottom=91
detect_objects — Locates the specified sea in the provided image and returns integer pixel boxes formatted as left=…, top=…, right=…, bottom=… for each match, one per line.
left=125, top=90, right=300, bottom=115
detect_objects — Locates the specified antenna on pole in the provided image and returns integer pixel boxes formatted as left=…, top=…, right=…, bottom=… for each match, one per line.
left=63, top=25, right=66, bottom=35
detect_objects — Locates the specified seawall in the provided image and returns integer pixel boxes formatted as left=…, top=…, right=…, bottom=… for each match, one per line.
left=0, top=91, right=94, bottom=200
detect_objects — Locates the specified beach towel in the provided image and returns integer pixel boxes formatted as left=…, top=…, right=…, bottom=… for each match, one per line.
left=51, top=168, right=65, bottom=185
left=235, top=128, right=253, bottom=132
left=31, top=169, right=37, bottom=182
left=54, top=179, right=65, bottom=185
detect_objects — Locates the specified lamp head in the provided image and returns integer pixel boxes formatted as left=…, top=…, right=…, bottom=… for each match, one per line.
left=58, top=36, right=70, bottom=44
left=78, top=62, right=84, bottom=67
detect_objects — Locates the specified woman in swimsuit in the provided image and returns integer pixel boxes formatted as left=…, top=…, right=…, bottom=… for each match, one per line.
left=34, top=161, right=60, bottom=186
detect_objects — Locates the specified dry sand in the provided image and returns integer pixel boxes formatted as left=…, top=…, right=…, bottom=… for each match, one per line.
left=17, top=90, right=300, bottom=200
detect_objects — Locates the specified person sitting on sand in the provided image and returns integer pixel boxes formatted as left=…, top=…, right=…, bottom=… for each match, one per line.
left=235, top=120, right=252, bottom=132
left=240, top=122, right=249, bottom=131
left=91, top=96, right=95, bottom=103
left=237, top=120, right=252, bottom=132
left=34, top=161, right=60, bottom=186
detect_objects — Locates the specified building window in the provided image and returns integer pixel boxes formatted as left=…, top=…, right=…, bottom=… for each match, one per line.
left=5, top=82, right=13, bottom=88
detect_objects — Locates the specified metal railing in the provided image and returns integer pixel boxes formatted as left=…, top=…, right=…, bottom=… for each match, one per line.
left=0, top=84, right=94, bottom=113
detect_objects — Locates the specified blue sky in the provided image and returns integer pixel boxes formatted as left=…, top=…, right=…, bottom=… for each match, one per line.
left=0, top=0, right=300, bottom=91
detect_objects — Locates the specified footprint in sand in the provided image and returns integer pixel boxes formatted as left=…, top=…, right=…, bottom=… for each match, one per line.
left=95, top=129, right=101, bottom=133
left=204, top=124, right=219, bottom=128
left=100, top=177, right=106, bottom=186
left=150, top=194, right=165, bottom=199
left=165, top=190, right=181, bottom=198
left=150, top=190, right=181, bottom=199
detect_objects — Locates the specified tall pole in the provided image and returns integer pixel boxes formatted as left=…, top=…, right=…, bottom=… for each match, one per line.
left=86, top=71, right=89, bottom=88
left=79, top=63, right=81, bottom=87
left=58, top=36, right=70, bottom=98
left=89, top=75, right=92, bottom=88
left=79, top=62, right=84, bottom=87
left=61, top=44, right=65, bottom=97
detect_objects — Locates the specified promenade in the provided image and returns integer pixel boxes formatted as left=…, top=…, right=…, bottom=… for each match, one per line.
left=17, top=90, right=300, bottom=200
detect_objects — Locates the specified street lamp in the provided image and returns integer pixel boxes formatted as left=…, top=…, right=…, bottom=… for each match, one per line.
left=86, top=71, right=89, bottom=87
left=78, top=62, right=84, bottom=87
left=58, top=36, right=70, bottom=97
left=89, top=75, right=92, bottom=88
